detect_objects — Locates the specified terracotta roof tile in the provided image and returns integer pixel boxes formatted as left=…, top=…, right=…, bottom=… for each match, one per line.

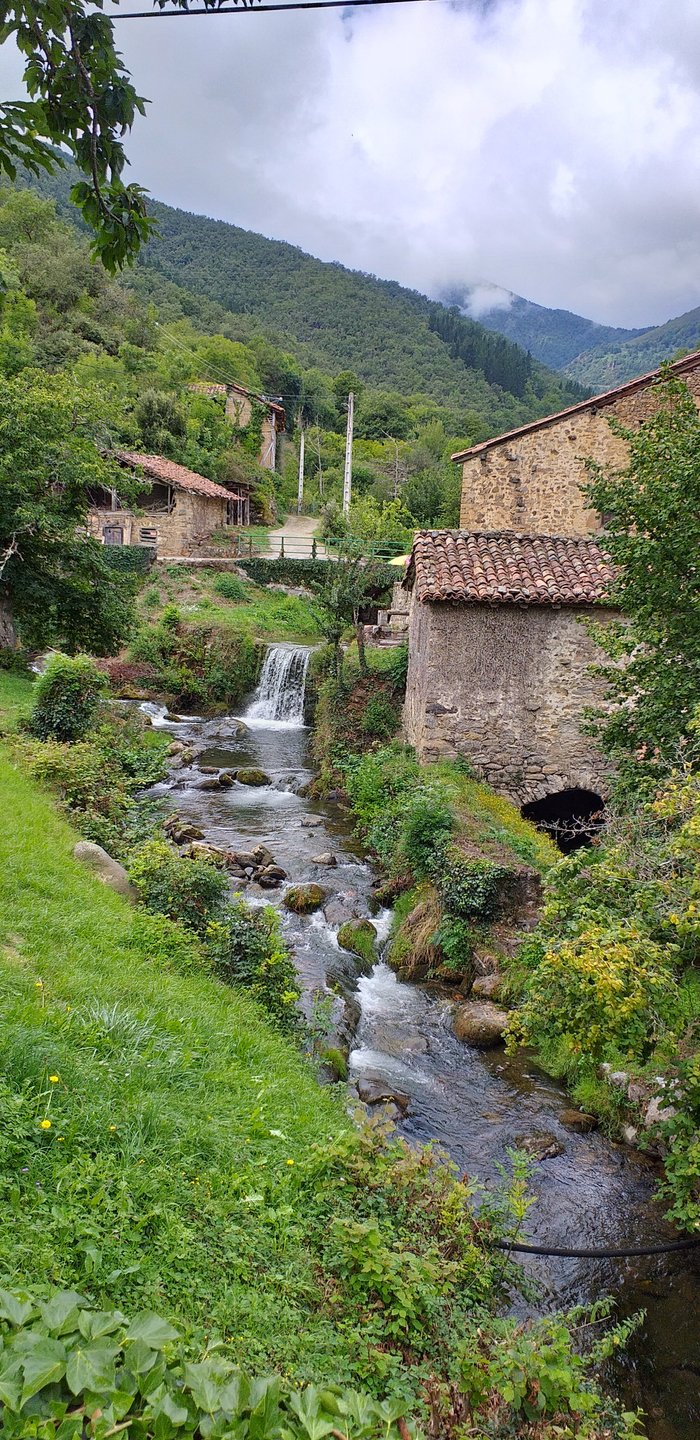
left=451, top=348, right=700, bottom=462
left=406, top=530, right=615, bottom=606
left=114, top=451, right=232, bottom=501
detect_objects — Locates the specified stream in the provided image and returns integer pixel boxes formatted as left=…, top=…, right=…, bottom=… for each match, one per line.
left=142, top=643, right=699, bottom=1440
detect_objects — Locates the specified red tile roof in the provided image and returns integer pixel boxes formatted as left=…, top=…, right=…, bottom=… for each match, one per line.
left=114, top=452, right=232, bottom=501
left=406, top=530, right=615, bottom=606
left=187, top=380, right=286, bottom=421
left=451, top=349, right=700, bottom=462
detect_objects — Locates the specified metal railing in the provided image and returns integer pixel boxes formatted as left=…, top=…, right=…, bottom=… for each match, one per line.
left=231, top=531, right=408, bottom=562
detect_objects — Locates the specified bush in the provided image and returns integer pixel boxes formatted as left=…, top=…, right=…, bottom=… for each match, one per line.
left=207, top=901, right=301, bottom=1033
left=438, top=850, right=511, bottom=921
left=101, top=543, right=156, bottom=582
left=360, top=693, right=399, bottom=739
left=213, top=572, right=249, bottom=602
left=128, top=839, right=230, bottom=937
left=29, top=653, right=108, bottom=742
left=239, top=556, right=396, bottom=598
left=384, top=641, right=409, bottom=694
left=129, top=911, right=212, bottom=977
left=399, top=795, right=455, bottom=880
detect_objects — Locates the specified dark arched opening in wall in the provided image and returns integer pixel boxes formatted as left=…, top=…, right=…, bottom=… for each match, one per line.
left=521, top=788, right=605, bottom=854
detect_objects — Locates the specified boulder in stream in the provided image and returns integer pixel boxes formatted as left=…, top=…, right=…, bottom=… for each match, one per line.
left=471, top=972, right=502, bottom=1000
left=337, top=919, right=377, bottom=968
left=453, top=1000, right=509, bottom=1048
left=357, top=1077, right=410, bottom=1111
left=237, top=767, right=271, bottom=787
left=252, top=844, right=275, bottom=866
left=515, top=1130, right=565, bottom=1161
left=163, top=815, right=204, bottom=844
left=560, top=1108, right=598, bottom=1134
left=283, top=883, right=326, bottom=914
left=181, top=842, right=228, bottom=868
left=324, top=895, right=359, bottom=926
left=258, top=865, right=287, bottom=887
left=73, top=841, right=138, bottom=903
left=300, top=815, right=324, bottom=828
left=311, top=852, right=338, bottom=867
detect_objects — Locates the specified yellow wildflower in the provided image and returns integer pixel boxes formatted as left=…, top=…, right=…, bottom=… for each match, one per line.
left=40, top=1119, right=52, bottom=1130
left=49, top=1075, right=59, bottom=1084
left=286, top=1159, right=295, bottom=1166
left=109, top=1125, right=117, bottom=1132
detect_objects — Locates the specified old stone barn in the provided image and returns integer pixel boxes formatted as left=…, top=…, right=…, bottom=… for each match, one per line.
left=402, top=350, right=700, bottom=834
left=403, top=531, right=616, bottom=819
left=88, top=452, right=250, bottom=558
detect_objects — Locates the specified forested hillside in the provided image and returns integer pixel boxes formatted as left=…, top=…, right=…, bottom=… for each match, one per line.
left=28, top=165, right=586, bottom=435
left=443, top=286, right=643, bottom=371
left=563, top=302, right=700, bottom=389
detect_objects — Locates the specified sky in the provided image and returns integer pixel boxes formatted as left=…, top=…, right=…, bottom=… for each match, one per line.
left=6, top=0, right=700, bottom=327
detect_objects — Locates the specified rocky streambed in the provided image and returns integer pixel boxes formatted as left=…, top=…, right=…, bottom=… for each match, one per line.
left=138, top=657, right=699, bottom=1440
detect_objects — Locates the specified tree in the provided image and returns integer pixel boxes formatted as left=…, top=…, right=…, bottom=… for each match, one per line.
left=0, top=2, right=258, bottom=271
left=317, top=551, right=385, bottom=681
left=584, top=371, right=700, bottom=795
left=0, top=370, right=135, bottom=652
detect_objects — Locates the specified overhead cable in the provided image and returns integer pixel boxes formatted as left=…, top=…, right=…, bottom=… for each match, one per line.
left=113, top=0, right=440, bottom=18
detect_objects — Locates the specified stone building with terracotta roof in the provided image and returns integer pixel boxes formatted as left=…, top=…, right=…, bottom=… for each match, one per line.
left=188, top=382, right=285, bottom=472
left=87, top=452, right=250, bottom=557
left=402, top=530, right=617, bottom=809
left=453, top=350, right=700, bottom=536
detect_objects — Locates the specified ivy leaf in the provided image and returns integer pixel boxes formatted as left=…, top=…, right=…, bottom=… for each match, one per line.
left=20, top=1336, right=67, bottom=1403
left=125, top=1313, right=179, bottom=1349
left=38, top=1290, right=89, bottom=1335
left=0, top=1289, right=34, bottom=1328
left=0, top=1353, right=23, bottom=1411
left=154, top=1389, right=190, bottom=1426
left=65, top=1340, right=119, bottom=1396
left=78, top=1308, right=127, bottom=1341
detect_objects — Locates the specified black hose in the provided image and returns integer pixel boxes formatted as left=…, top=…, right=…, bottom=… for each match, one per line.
left=491, top=1236, right=700, bottom=1259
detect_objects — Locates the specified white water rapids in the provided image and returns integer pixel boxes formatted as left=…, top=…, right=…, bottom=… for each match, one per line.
left=244, top=645, right=311, bottom=728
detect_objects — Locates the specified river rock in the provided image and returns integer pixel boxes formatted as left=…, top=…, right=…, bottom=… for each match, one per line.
left=182, top=842, right=228, bottom=868
left=168, top=740, right=186, bottom=756
left=621, top=1124, right=639, bottom=1146
left=608, top=1070, right=629, bottom=1090
left=231, top=719, right=249, bottom=736
left=324, top=896, right=359, bottom=926
left=643, top=1095, right=677, bottom=1128
left=198, top=765, right=219, bottom=774
left=560, top=1108, right=598, bottom=1134
left=283, top=884, right=326, bottom=914
left=337, top=919, right=377, bottom=966
left=311, top=852, right=338, bottom=867
left=300, top=815, right=324, bottom=828
left=217, top=770, right=236, bottom=787
left=453, top=1000, right=509, bottom=1048
left=164, top=815, right=204, bottom=844
left=515, top=1130, right=564, bottom=1161
left=471, top=972, right=502, bottom=1000
left=73, top=841, right=138, bottom=903
left=258, top=865, right=287, bottom=887
left=252, top=844, right=275, bottom=866
left=237, top=767, right=271, bottom=787
left=357, top=1077, right=410, bottom=1111
left=198, top=777, right=223, bottom=791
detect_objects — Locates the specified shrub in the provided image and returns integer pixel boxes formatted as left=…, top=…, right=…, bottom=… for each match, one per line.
left=129, top=910, right=212, bottom=977
left=360, top=693, right=399, bottom=739
left=438, top=850, right=511, bottom=921
left=213, top=572, right=249, bottom=602
left=206, top=901, right=301, bottom=1033
left=128, top=839, right=229, bottom=937
left=29, top=653, right=108, bottom=742
left=399, top=794, right=455, bottom=880
left=384, top=641, right=409, bottom=694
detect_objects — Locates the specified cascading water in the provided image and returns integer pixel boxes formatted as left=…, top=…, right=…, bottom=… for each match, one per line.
left=245, top=644, right=311, bottom=727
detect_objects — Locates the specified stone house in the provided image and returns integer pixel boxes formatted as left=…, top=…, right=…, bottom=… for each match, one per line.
left=453, top=349, right=700, bottom=536
left=88, top=451, right=250, bottom=557
left=189, top=382, right=286, bottom=472
left=402, top=530, right=617, bottom=818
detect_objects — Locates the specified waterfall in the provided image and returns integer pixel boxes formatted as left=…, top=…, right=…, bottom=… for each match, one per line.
left=244, top=644, right=311, bottom=727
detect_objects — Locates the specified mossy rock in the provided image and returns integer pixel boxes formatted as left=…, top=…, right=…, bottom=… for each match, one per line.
left=337, top=918, right=377, bottom=968
left=283, top=883, right=326, bottom=914
left=237, top=767, right=271, bottom=787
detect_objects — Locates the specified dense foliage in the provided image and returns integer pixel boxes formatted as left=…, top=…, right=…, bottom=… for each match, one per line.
left=29, top=654, right=108, bottom=743
left=584, top=373, right=700, bottom=799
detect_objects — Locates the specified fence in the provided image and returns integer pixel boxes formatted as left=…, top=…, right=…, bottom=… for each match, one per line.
left=231, top=531, right=407, bottom=563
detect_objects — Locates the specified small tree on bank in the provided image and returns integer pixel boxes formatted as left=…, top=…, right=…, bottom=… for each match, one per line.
left=0, top=371, right=135, bottom=654
left=584, top=371, right=700, bottom=796
left=316, top=551, right=386, bottom=683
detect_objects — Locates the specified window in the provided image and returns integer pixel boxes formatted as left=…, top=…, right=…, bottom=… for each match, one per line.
left=139, top=527, right=158, bottom=545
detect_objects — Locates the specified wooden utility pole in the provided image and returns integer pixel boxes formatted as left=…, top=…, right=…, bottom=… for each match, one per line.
left=342, top=391, right=354, bottom=516
left=297, top=425, right=305, bottom=515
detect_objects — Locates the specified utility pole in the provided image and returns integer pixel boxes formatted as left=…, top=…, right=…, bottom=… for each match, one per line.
left=296, top=424, right=305, bottom=515
left=342, top=391, right=354, bottom=516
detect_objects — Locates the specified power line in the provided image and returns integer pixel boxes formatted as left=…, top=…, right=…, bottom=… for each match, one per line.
left=113, top=0, right=440, bottom=18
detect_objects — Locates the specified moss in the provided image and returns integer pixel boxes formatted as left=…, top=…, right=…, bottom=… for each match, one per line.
left=283, top=884, right=326, bottom=914
left=337, top=919, right=377, bottom=968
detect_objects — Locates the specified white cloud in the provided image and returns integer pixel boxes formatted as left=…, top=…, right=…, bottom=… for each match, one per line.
left=3, top=0, right=700, bottom=325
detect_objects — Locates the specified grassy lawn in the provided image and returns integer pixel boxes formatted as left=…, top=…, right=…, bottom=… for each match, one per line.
left=0, top=747, right=362, bottom=1379
left=0, top=668, right=34, bottom=731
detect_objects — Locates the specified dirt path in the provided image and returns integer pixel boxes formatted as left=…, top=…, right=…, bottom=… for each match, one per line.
left=266, top=514, right=328, bottom=559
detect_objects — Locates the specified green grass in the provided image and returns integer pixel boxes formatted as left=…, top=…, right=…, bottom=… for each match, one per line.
left=0, top=669, right=35, bottom=732
left=0, top=751, right=361, bottom=1378
left=142, top=572, right=322, bottom=643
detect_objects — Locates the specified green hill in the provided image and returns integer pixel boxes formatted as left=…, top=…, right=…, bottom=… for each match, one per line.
left=441, top=286, right=643, bottom=371
left=27, top=166, right=586, bottom=435
left=563, top=303, right=700, bottom=389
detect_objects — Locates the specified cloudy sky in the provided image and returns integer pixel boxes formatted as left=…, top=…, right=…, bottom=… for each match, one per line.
left=6, top=0, right=700, bottom=326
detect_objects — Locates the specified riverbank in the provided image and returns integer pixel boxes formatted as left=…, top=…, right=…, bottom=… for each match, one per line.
left=0, top=666, right=645, bottom=1439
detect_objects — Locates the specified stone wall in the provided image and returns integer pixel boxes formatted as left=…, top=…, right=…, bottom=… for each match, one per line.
left=403, top=597, right=615, bottom=804
left=459, top=361, right=700, bottom=534
left=88, top=491, right=228, bottom=558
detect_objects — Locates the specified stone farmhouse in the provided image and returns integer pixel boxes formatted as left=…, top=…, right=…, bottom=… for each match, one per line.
left=189, top=382, right=286, bottom=472
left=87, top=451, right=250, bottom=557
left=403, top=350, right=700, bottom=828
